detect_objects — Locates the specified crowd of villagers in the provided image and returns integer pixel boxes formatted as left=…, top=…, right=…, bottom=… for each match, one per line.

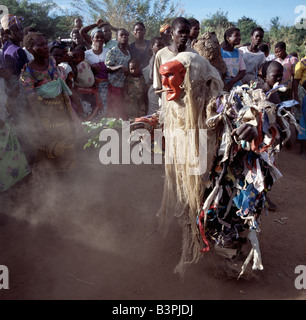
left=0, top=14, right=306, bottom=269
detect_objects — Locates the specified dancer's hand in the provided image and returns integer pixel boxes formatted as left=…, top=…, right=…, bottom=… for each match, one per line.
left=231, top=123, right=258, bottom=142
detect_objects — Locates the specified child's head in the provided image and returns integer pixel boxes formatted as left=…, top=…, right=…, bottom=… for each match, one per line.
left=150, top=37, right=164, bottom=54
left=275, top=41, right=287, bottom=60
left=24, top=32, right=49, bottom=59
left=71, top=28, right=83, bottom=46
left=116, top=28, right=129, bottom=44
left=262, top=61, right=283, bottom=88
left=74, top=17, right=83, bottom=29
left=188, top=18, right=200, bottom=40
left=223, top=27, right=241, bottom=47
left=72, top=46, right=85, bottom=64
left=50, top=45, right=65, bottom=65
left=129, top=59, right=141, bottom=77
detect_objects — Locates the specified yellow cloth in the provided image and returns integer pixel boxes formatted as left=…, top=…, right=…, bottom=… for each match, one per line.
left=294, top=56, right=306, bottom=85
left=159, top=24, right=170, bottom=34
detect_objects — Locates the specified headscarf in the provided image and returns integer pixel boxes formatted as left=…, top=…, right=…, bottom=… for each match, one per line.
left=91, top=28, right=102, bottom=38
left=159, top=24, right=170, bottom=34
left=0, top=14, right=23, bottom=31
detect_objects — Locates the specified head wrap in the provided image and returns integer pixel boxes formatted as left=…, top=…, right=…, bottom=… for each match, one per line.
left=0, top=14, right=23, bottom=31
left=160, top=24, right=170, bottom=34
left=91, top=28, right=103, bottom=38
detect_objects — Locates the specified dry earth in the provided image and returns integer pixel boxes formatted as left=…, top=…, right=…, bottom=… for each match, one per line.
left=0, top=135, right=306, bottom=301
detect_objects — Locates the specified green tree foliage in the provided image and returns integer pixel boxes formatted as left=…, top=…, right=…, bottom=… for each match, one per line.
left=1, top=0, right=77, bottom=39
left=236, top=16, right=258, bottom=45
left=266, top=17, right=306, bottom=57
left=71, top=0, right=184, bottom=39
left=201, top=10, right=234, bottom=41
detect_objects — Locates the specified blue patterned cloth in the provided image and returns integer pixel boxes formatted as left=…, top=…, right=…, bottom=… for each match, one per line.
left=105, top=47, right=130, bottom=88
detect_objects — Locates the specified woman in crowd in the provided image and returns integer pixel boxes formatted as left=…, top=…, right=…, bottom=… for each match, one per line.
left=129, top=22, right=151, bottom=69
left=80, top=19, right=118, bottom=50
left=20, top=32, right=77, bottom=172
left=84, top=27, right=110, bottom=116
left=105, top=28, right=131, bottom=119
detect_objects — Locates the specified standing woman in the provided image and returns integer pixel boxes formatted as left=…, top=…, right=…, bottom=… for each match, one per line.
left=221, top=27, right=246, bottom=91
left=129, top=22, right=151, bottom=69
left=239, top=27, right=266, bottom=85
left=105, top=28, right=130, bottom=119
left=84, top=28, right=110, bottom=116
left=20, top=32, right=76, bottom=172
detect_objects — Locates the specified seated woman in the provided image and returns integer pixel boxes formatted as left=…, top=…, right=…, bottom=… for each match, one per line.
left=20, top=32, right=77, bottom=172
left=221, top=27, right=246, bottom=92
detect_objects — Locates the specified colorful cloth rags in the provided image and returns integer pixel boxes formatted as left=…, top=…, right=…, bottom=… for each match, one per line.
left=0, top=14, right=23, bottom=31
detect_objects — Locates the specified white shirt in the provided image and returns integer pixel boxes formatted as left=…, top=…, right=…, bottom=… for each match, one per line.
left=239, top=46, right=266, bottom=84
left=85, top=48, right=109, bottom=65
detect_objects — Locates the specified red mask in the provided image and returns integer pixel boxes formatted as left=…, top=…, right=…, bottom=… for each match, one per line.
left=159, top=60, right=186, bottom=101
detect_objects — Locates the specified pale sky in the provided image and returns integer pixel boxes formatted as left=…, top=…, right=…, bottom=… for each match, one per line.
left=42, top=0, right=306, bottom=30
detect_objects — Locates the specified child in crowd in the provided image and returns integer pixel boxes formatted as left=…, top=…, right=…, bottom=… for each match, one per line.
left=50, top=45, right=84, bottom=120
left=105, top=28, right=130, bottom=119
left=125, top=59, right=148, bottom=119
left=260, top=60, right=284, bottom=104
left=72, top=46, right=103, bottom=120
left=73, top=46, right=95, bottom=88
left=274, top=41, right=298, bottom=100
left=258, top=43, right=275, bottom=61
left=221, top=27, right=246, bottom=92
left=259, top=60, right=284, bottom=210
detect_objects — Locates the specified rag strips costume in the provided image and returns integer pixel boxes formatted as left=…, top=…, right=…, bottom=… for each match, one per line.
left=157, top=52, right=301, bottom=278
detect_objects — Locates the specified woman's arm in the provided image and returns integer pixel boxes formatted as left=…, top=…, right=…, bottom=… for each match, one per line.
left=80, top=19, right=105, bottom=46
left=224, top=70, right=246, bottom=92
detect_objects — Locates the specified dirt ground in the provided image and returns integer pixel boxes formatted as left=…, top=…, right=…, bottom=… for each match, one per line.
left=0, top=135, right=306, bottom=300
